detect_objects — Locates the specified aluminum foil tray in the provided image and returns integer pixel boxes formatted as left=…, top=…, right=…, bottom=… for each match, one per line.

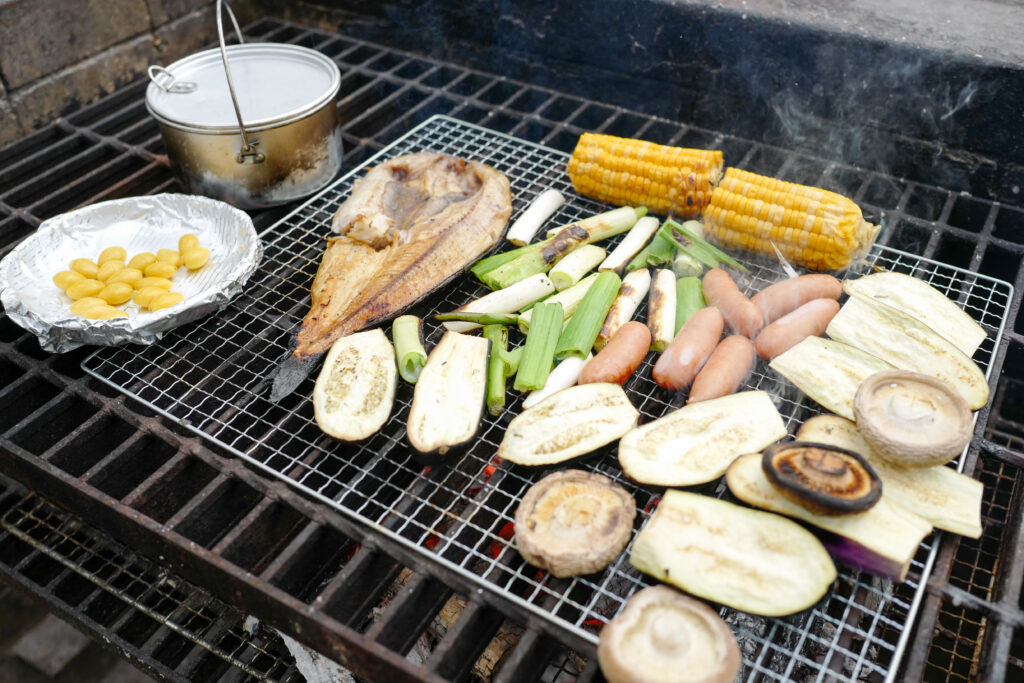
left=0, top=194, right=262, bottom=352
left=81, top=115, right=1015, bottom=682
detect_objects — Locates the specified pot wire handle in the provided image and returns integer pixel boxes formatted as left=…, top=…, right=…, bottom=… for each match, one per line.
left=217, top=0, right=265, bottom=164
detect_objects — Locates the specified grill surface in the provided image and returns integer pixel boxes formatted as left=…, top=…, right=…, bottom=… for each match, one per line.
left=2, top=15, right=1024, bottom=683
left=81, top=114, right=1013, bottom=681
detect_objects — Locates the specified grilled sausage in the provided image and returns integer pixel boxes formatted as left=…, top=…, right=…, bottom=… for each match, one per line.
left=754, top=298, right=841, bottom=360
left=751, top=274, right=842, bottom=324
left=687, top=335, right=756, bottom=403
left=579, top=321, right=651, bottom=385
left=652, top=306, right=724, bottom=390
left=702, top=268, right=763, bottom=338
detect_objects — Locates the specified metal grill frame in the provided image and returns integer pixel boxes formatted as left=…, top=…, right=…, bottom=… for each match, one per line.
left=80, top=115, right=1015, bottom=681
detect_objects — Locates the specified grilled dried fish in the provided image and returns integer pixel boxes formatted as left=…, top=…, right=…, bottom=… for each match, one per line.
left=270, top=152, right=512, bottom=400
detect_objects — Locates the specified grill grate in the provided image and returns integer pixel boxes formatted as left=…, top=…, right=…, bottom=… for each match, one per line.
left=1, top=495, right=304, bottom=682
left=80, top=115, right=1014, bottom=680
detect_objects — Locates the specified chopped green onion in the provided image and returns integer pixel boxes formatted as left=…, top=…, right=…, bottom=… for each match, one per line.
left=479, top=207, right=645, bottom=290
left=554, top=271, right=622, bottom=361
left=513, top=302, right=563, bottom=392
left=435, top=311, right=519, bottom=325
left=625, top=229, right=676, bottom=271
left=392, top=315, right=427, bottom=383
left=484, top=325, right=511, bottom=415
left=675, top=276, right=706, bottom=333
left=517, top=273, right=599, bottom=333
left=662, top=219, right=748, bottom=272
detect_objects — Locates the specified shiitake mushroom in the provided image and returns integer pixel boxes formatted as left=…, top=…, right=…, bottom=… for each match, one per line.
left=597, top=585, right=741, bottom=683
left=762, top=441, right=882, bottom=515
left=514, top=469, right=635, bottom=578
left=853, top=369, right=973, bottom=468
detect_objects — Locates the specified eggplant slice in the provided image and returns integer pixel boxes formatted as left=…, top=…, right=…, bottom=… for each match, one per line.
left=762, top=441, right=882, bottom=515
left=726, top=453, right=932, bottom=581
left=797, top=414, right=983, bottom=538
left=407, top=331, right=490, bottom=460
left=499, top=383, right=639, bottom=466
left=515, top=469, right=636, bottom=578
left=630, top=490, right=836, bottom=617
left=313, top=329, right=397, bottom=441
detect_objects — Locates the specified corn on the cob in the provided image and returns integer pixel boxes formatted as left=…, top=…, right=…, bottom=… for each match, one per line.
left=703, top=168, right=880, bottom=271
left=567, top=133, right=723, bottom=218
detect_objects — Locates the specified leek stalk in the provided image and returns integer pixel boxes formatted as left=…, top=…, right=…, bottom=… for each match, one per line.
left=554, top=271, right=622, bottom=360
left=513, top=302, right=563, bottom=392
left=392, top=315, right=427, bottom=383
left=674, top=276, right=707, bottom=334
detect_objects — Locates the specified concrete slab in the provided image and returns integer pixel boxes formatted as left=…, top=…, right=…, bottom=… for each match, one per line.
left=9, top=614, right=90, bottom=677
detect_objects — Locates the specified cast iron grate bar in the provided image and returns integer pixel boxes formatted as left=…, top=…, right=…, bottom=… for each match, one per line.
left=82, top=114, right=1015, bottom=681
left=0, top=494, right=303, bottom=682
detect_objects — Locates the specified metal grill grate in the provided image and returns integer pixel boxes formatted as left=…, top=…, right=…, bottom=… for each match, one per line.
left=80, top=115, right=1014, bottom=680
left=1, top=495, right=303, bottom=682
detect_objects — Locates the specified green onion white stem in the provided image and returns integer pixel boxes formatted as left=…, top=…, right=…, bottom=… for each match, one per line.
left=392, top=315, right=427, bottom=383
left=595, top=268, right=651, bottom=351
left=517, top=272, right=599, bottom=333
left=522, top=354, right=591, bottom=409
left=506, top=189, right=565, bottom=245
left=648, top=269, right=677, bottom=352
left=554, top=271, right=622, bottom=361
left=513, top=302, right=564, bottom=392
left=443, top=273, right=555, bottom=332
left=549, top=244, right=606, bottom=290
left=599, top=215, right=660, bottom=273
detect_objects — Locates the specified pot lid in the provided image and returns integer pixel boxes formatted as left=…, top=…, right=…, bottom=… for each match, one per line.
left=146, top=43, right=340, bottom=133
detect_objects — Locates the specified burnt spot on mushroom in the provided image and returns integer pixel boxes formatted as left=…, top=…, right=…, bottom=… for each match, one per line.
left=762, top=441, right=882, bottom=515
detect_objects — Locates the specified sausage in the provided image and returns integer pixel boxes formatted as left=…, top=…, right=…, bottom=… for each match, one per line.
left=579, top=321, right=651, bottom=385
left=687, top=335, right=756, bottom=403
left=652, top=306, right=724, bottom=390
left=702, top=268, right=763, bottom=338
left=754, top=298, right=841, bottom=360
left=751, top=274, right=842, bottom=324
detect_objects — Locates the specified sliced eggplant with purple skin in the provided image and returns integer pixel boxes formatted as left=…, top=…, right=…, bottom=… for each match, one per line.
left=630, top=490, right=836, bottom=617
left=407, top=331, right=490, bottom=462
left=726, top=453, right=932, bottom=581
left=499, top=383, right=639, bottom=466
left=762, top=441, right=882, bottom=515
left=798, top=414, right=983, bottom=538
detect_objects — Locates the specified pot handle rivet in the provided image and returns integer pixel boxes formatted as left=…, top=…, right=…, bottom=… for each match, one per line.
left=217, top=0, right=266, bottom=165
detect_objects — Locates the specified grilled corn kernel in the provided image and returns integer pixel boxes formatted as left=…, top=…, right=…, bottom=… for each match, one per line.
left=98, top=282, right=133, bottom=305
left=66, top=278, right=105, bottom=300
left=53, top=270, right=86, bottom=290
left=136, top=276, right=173, bottom=291
left=148, top=291, right=184, bottom=311
left=144, top=261, right=177, bottom=279
left=127, top=252, right=157, bottom=271
left=181, top=247, right=210, bottom=270
left=69, top=297, right=106, bottom=315
left=98, top=246, right=126, bottom=264
left=107, top=267, right=143, bottom=288
left=178, top=234, right=200, bottom=252
left=156, top=248, right=181, bottom=268
left=132, top=286, right=166, bottom=308
left=70, top=258, right=99, bottom=279
left=96, top=259, right=125, bottom=282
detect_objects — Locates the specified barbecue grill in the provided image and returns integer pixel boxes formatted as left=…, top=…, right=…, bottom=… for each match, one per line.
left=2, top=5, right=1023, bottom=682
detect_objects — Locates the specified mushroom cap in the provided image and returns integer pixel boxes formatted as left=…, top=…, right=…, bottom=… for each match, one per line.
left=514, top=469, right=635, bottom=578
left=762, top=440, right=882, bottom=515
left=853, top=370, right=972, bottom=468
left=597, top=585, right=741, bottom=683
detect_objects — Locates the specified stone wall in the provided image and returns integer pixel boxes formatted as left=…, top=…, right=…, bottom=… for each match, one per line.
left=0, top=0, right=258, bottom=148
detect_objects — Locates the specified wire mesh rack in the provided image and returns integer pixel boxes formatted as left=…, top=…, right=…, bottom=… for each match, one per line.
left=0, top=495, right=303, bottom=682
left=82, top=115, right=1015, bottom=681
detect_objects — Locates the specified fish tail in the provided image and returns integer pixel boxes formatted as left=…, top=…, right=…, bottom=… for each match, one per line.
left=269, top=353, right=322, bottom=402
